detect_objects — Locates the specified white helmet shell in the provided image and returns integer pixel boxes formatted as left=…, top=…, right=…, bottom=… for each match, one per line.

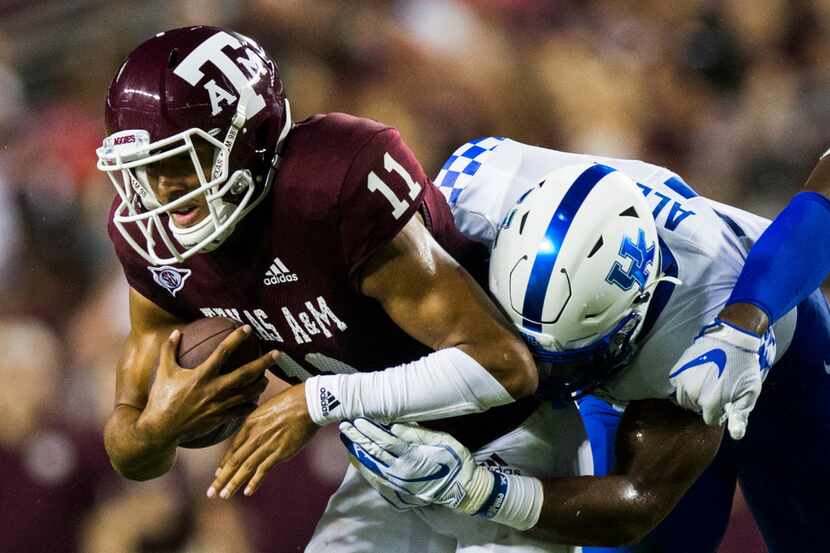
left=489, top=163, right=661, bottom=397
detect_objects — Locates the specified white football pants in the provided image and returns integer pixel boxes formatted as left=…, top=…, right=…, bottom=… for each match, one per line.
left=305, top=402, right=593, bottom=553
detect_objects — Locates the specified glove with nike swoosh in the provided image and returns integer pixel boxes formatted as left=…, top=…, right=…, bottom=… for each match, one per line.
left=339, top=418, right=543, bottom=530
left=669, top=319, right=776, bottom=440
left=340, top=418, right=489, bottom=511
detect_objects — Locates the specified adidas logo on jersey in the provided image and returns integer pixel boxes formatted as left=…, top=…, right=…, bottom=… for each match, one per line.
left=478, top=452, right=521, bottom=475
left=319, top=387, right=341, bottom=417
left=263, top=257, right=298, bottom=285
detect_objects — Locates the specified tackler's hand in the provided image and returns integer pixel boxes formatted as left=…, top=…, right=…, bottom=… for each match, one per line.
left=670, top=319, right=776, bottom=440
left=339, top=418, right=495, bottom=515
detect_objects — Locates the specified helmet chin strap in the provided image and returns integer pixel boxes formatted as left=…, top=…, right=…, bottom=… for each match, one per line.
left=650, top=274, right=683, bottom=289
left=272, top=98, right=292, bottom=166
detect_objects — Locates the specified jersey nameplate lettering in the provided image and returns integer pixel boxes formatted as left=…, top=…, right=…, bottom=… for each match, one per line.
left=199, top=295, right=347, bottom=345
left=200, top=297, right=356, bottom=382
left=636, top=182, right=696, bottom=231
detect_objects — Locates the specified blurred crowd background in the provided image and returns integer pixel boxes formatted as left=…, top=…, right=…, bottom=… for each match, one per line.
left=1, top=0, right=828, bottom=551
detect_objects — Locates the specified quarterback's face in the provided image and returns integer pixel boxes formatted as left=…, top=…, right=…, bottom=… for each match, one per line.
left=146, top=140, right=215, bottom=228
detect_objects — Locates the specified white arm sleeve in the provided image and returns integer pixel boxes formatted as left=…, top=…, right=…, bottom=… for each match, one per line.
left=304, top=347, right=514, bottom=426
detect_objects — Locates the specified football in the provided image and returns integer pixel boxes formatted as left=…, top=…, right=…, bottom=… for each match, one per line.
left=176, top=317, right=263, bottom=449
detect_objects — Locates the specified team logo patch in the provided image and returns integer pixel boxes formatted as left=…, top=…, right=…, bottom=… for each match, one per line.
left=173, top=31, right=266, bottom=119
left=148, top=266, right=192, bottom=297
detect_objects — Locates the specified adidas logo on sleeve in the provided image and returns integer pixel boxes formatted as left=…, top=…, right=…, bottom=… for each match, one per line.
left=264, top=257, right=299, bottom=285
left=319, top=387, right=341, bottom=417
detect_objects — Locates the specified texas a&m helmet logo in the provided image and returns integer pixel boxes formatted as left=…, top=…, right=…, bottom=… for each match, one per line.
left=148, top=266, right=192, bottom=297
left=172, top=31, right=267, bottom=119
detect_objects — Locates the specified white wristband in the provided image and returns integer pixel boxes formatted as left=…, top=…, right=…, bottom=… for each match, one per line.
left=304, top=347, right=513, bottom=426
left=479, top=473, right=543, bottom=531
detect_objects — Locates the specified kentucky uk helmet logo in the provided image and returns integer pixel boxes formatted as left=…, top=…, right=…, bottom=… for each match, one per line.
left=148, top=266, right=192, bottom=297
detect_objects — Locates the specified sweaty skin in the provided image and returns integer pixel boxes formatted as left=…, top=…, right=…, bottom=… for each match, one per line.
left=103, top=290, right=275, bottom=480
left=532, top=399, right=723, bottom=546
left=207, top=213, right=538, bottom=498
left=359, top=213, right=537, bottom=398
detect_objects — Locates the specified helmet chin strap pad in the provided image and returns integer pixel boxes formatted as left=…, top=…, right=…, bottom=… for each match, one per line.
left=168, top=197, right=236, bottom=249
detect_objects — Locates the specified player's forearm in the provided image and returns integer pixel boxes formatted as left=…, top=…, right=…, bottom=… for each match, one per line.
left=430, top=269, right=539, bottom=399
left=525, top=400, right=724, bottom=546
left=458, top=471, right=668, bottom=546
left=305, top=347, right=515, bottom=426
left=359, top=214, right=538, bottom=403
left=104, top=405, right=177, bottom=481
left=531, top=475, right=670, bottom=546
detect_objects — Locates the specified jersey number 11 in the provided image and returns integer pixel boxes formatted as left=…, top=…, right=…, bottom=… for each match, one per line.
left=367, top=152, right=423, bottom=219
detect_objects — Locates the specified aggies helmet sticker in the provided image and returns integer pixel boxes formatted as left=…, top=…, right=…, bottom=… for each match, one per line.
left=172, top=31, right=268, bottom=120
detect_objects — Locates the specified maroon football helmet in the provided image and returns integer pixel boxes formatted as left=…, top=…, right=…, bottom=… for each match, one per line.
left=96, top=26, right=291, bottom=264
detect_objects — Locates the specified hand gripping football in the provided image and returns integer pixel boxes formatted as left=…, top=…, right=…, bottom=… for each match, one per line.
left=176, top=317, right=262, bottom=449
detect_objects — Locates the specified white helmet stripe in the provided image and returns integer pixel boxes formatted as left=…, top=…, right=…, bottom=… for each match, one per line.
left=522, top=164, right=616, bottom=332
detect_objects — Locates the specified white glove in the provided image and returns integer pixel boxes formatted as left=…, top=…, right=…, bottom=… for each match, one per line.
left=339, top=418, right=491, bottom=513
left=339, top=418, right=543, bottom=530
left=339, top=421, right=429, bottom=511
left=669, top=319, right=776, bottom=440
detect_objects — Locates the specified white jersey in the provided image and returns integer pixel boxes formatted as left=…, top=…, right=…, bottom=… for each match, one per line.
left=436, top=137, right=797, bottom=402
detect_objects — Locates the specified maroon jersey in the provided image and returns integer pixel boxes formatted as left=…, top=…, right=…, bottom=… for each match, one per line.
left=109, top=113, right=537, bottom=449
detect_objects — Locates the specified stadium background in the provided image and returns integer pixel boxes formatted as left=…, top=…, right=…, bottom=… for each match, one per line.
left=1, top=0, right=827, bottom=551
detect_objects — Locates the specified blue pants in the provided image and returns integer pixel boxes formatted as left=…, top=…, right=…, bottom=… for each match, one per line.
left=580, top=290, right=830, bottom=553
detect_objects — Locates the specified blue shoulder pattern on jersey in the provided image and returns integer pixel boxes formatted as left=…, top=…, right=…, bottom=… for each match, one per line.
left=636, top=238, right=678, bottom=342
left=435, top=136, right=505, bottom=207
left=663, top=176, right=698, bottom=199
